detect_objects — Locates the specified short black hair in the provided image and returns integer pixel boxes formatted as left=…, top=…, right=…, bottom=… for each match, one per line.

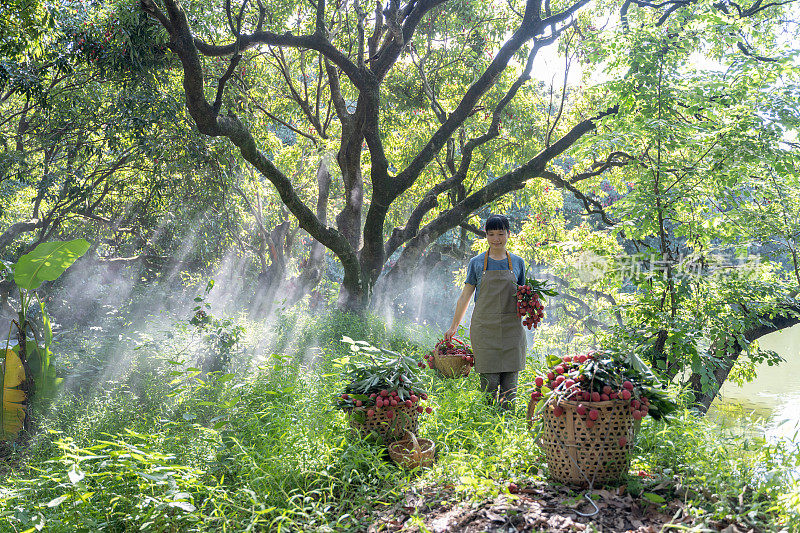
left=484, top=214, right=510, bottom=232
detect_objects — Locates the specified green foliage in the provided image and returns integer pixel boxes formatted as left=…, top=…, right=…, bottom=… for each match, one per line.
left=9, top=240, right=88, bottom=405
left=25, top=301, right=61, bottom=402
left=0, top=309, right=796, bottom=530
left=637, top=410, right=800, bottom=530
left=1, top=240, right=88, bottom=442
left=0, top=0, right=54, bottom=59
left=336, top=337, right=428, bottom=402
left=189, top=280, right=245, bottom=373
left=13, top=239, right=90, bottom=291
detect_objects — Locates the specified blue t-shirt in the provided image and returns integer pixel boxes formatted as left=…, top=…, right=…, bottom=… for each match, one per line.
left=465, top=251, right=525, bottom=302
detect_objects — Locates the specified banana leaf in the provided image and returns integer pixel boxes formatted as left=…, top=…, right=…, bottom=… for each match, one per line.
left=1, top=348, right=27, bottom=439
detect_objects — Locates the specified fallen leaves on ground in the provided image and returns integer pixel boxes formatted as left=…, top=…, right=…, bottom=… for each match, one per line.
left=368, top=479, right=759, bottom=533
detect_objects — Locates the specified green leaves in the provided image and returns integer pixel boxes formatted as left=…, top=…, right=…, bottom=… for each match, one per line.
left=336, top=337, right=427, bottom=401
left=13, top=239, right=90, bottom=291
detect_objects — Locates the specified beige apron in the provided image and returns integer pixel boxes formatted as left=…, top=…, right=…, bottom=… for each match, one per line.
left=469, top=252, right=527, bottom=373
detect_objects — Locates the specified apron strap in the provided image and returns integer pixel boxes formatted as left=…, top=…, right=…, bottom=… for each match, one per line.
left=483, top=250, right=514, bottom=272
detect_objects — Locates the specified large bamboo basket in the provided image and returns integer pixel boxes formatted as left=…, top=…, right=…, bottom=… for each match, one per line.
left=347, top=404, right=420, bottom=442
left=528, top=398, right=640, bottom=487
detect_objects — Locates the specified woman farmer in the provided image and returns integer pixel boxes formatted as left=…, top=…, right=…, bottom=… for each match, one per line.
left=444, top=214, right=526, bottom=410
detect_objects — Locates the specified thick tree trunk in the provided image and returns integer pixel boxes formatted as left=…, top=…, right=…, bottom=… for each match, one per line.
left=689, top=304, right=800, bottom=412
left=335, top=123, right=364, bottom=251
left=334, top=123, right=370, bottom=311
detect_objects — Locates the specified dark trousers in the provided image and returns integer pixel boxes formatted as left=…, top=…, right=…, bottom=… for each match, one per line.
left=479, top=371, right=519, bottom=410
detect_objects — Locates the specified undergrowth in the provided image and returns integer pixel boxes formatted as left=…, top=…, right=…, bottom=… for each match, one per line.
left=0, top=309, right=797, bottom=532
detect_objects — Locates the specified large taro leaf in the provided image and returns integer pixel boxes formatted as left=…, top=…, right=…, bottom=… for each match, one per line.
left=1, top=348, right=27, bottom=439
left=13, top=239, right=90, bottom=291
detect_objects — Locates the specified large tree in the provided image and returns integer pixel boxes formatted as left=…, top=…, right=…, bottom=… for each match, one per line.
left=137, top=0, right=795, bottom=310
left=137, top=0, right=622, bottom=309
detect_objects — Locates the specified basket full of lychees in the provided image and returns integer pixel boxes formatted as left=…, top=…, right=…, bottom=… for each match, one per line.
left=527, top=350, right=678, bottom=486
left=422, top=337, right=474, bottom=378
left=336, top=337, right=433, bottom=442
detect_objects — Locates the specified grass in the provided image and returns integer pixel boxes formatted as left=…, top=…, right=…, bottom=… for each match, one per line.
left=1, top=308, right=798, bottom=532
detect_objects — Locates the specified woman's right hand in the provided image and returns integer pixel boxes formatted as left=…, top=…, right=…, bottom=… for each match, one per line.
left=444, top=325, right=458, bottom=341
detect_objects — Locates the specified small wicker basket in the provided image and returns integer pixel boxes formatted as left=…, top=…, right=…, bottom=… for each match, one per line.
left=528, top=398, right=640, bottom=487
left=347, top=404, right=420, bottom=442
left=431, top=338, right=473, bottom=378
left=388, top=431, right=435, bottom=469
left=433, top=353, right=471, bottom=378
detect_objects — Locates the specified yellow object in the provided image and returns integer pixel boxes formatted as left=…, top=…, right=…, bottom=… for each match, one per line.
left=1, top=348, right=27, bottom=439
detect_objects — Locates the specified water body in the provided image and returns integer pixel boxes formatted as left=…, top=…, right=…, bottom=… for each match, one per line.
left=710, top=324, right=800, bottom=445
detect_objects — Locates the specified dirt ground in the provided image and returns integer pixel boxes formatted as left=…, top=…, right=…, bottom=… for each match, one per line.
left=368, top=479, right=759, bottom=532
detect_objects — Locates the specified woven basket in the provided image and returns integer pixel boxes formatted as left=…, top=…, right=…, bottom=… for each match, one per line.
left=431, top=338, right=472, bottom=378
left=433, top=353, right=471, bottom=378
left=347, top=404, right=419, bottom=442
left=528, top=398, right=640, bottom=487
left=388, top=431, right=435, bottom=469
